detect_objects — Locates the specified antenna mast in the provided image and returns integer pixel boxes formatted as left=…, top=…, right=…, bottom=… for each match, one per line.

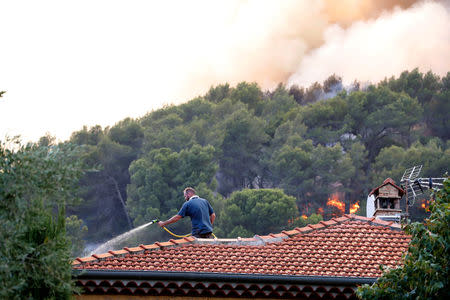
left=400, top=165, right=446, bottom=219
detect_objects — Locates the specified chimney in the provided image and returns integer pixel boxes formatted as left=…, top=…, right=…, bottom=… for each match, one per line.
left=366, top=178, right=405, bottom=223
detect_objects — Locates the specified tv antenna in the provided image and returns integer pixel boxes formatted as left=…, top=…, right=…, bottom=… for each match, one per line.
left=400, top=165, right=446, bottom=210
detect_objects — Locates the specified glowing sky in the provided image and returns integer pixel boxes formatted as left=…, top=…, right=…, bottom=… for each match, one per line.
left=1, top=0, right=449, bottom=143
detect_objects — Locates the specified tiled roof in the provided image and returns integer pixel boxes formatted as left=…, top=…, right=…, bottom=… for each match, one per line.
left=73, top=214, right=410, bottom=278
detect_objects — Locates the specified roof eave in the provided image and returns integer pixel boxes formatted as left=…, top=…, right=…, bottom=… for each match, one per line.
left=74, top=269, right=377, bottom=286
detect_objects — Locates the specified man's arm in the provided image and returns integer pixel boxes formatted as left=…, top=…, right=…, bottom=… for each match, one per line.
left=158, top=215, right=182, bottom=227
left=210, top=213, right=216, bottom=225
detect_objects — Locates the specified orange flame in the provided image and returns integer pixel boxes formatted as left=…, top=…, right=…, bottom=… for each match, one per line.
left=421, top=199, right=430, bottom=212
left=350, top=202, right=360, bottom=214
left=326, top=192, right=360, bottom=216
left=327, top=193, right=345, bottom=214
left=301, top=215, right=308, bottom=219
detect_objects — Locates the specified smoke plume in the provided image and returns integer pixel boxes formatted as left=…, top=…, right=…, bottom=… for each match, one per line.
left=288, top=1, right=450, bottom=87
left=177, top=0, right=449, bottom=99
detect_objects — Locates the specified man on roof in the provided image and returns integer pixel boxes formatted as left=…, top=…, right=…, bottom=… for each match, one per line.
left=158, top=187, right=216, bottom=238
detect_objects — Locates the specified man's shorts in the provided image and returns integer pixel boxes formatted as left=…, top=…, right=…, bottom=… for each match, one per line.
left=194, top=232, right=212, bottom=238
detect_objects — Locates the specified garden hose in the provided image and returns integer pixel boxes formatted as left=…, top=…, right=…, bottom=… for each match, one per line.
left=162, top=226, right=217, bottom=239
left=151, top=218, right=217, bottom=239
left=162, top=226, right=192, bottom=238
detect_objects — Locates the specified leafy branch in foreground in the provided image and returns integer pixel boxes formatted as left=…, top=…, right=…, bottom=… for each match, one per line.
left=0, top=138, right=83, bottom=299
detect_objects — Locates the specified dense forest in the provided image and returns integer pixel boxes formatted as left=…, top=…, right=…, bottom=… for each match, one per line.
left=38, top=69, right=450, bottom=254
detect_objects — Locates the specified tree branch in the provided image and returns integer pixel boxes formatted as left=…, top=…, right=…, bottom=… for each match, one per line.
left=108, top=176, right=133, bottom=230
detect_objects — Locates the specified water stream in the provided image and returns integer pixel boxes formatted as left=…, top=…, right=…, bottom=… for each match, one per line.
left=89, top=220, right=157, bottom=255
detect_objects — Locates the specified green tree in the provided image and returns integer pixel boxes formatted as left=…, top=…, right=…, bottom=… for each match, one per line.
left=300, top=95, right=347, bottom=145
left=323, top=74, right=343, bottom=94
left=383, top=69, right=441, bottom=105
left=66, top=215, right=88, bottom=257
left=357, top=178, right=449, bottom=299
left=230, top=82, right=264, bottom=112
left=304, top=81, right=323, bottom=104
left=68, top=121, right=143, bottom=242
left=215, top=189, right=299, bottom=238
left=426, top=72, right=450, bottom=140
left=0, top=139, right=83, bottom=299
left=218, top=109, right=269, bottom=195
left=372, top=140, right=448, bottom=187
left=205, top=83, right=231, bottom=103
left=345, top=87, right=422, bottom=161
left=260, top=84, right=297, bottom=137
left=307, top=143, right=346, bottom=208
left=127, top=145, right=218, bottom=227
left=339, top=142, right=369, bottom=213
left=269, top=142, right=313, bottom=201
left=288, top=84, right=305, bottom=104
left=109, top=118, right=144, bottom=149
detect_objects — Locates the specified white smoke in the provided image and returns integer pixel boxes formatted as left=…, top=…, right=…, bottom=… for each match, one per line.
left=1, top=0, right=447, bottom=142
left=288, top=1, right=450, bottom=87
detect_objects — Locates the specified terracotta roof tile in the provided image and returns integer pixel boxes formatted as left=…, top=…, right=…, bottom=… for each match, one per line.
left=76, top=256, right=97, bottom=263
left=155, top=241, right=176, bottom=248
left=140, top=244, right=160, bottom=251
left=108, top=249, right=129, bottom=256
left=372, top=218, right=394, bottom=227
left=282, top=229, right=301, bottom=236
left=92, top=253, right=113, bottom=260
left=123, top=246, right=145, bottom=253
left=320, top=220, right=337, bottom=226
left=308, top=223, right=325, bottom=230
left=270, top=233, right=288, bottom=239
left=74, top=215, right=410, bottom=279
left=334, top=215, right=350, bottom=222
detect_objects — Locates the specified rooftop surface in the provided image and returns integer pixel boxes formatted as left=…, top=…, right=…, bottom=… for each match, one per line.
left=73, top=214, right=410, bottom=279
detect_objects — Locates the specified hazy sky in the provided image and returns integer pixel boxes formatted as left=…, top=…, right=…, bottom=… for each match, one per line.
left=1, top=0, right=449, bottom=143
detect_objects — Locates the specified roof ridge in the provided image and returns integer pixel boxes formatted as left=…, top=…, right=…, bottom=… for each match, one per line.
left=73, top=236, right=195, bottom=266
left=73, top=214, right=403, bottom=266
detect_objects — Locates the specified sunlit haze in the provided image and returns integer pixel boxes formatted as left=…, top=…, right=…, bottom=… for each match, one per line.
left=1, top=0, right=449, bottom=142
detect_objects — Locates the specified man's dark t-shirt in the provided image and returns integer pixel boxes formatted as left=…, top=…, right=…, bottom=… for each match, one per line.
left=177, top=196, right=214, bottom=235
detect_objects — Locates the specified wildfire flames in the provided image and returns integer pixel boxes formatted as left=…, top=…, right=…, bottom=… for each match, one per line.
left=326, top=193, right=360, bottom=216
left=350, top=202, right=360, bottom=214
left=327, top=197, right=345, bottom=214
left=421, top=199, right=430, bottom=212
left=299, top=193, right=361, bottom=219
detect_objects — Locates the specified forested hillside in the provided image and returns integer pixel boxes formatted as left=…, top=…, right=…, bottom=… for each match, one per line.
left=63, top=69, right=449, bottom=252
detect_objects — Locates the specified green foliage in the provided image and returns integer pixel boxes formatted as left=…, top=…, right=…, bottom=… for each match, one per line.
left=372, top=140, right=448, bottom=187
left=301, top=95, right=347, bottom=144
left=291, top=213, right=324, bottom=229
left=218, top=109, right=269, bottom=195
left=260, top=84, right=297, bottom=137
left=205, top=83, right=231, bottom=103
left=426, top=72, right=450, bottom=140
left=230, top=82, right=264, bottom=112
left=127, top=144, right=218, bottom=226
left=288, top=84, right=305, bottom=104
left=345, top=87, right=422, bottom=160
left=357, top=178, right=450, bottom=299
left=70, top=125, right=104, bottom=146
left=108, top=118, right=144, bottom=149
left=215, top=189, right=299, bottom=237
left=0, top=138, right=83, bottom=299
left=66, top=215, right=88, bottom=257
left=68, top=121, right=142, bottom=241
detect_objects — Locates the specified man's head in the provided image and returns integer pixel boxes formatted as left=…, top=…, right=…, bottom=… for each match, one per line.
left=183, top=187, right=196, bottom=201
